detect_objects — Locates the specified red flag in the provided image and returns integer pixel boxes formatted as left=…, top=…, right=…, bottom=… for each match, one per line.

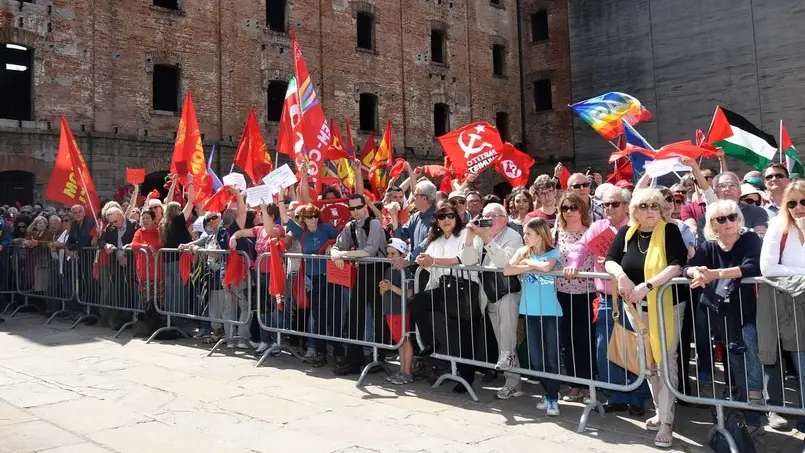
left=695, top=129, right=706, bottom=146
left=419, top=165, right=452, bottom=179
left=276, top=77, right=295, bottom=156
left=439, top=174, right=454, bottom=193
left=369, top=121, right=393, bottom=196
left=179, top=252, right=193, bottom=284
left=326, top=120, right=350, bottom=160
left=606, top=157, right=634, bottom=183
left=223, top=250, right=248, bottom=288
left=170, top=91, right=208, bottom=184
left=438, top=122, right=504, bottom=175
left=291, top=31, right=330, bottom=186
left=234, top=107, right=272, bottom=183
left=202, top=186, right=236, bottom=213
left=495, top=143, right=534, bottom=188
left=345, top=120, right=356, bottom=158
left=359, top=131, right=376, bottom=172
left=45, top=114, right=100, bottom=216
left=268, top=239, right=287, bottom=300
left=654, top=140, right=723, bottom=161
left=388, top=158, right=407, bottom=179
left=559, top=166, right=572, bottom=190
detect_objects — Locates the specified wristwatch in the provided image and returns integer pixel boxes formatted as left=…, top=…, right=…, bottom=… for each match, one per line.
left=645, top=282, right=654, bottom=290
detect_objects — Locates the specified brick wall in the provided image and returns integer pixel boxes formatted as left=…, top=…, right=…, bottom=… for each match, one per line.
left=0, top=0, right=525, bottom=199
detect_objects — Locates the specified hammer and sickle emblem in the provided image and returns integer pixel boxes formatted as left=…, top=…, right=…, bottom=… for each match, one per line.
left=458, top=130, right=493, bottom=159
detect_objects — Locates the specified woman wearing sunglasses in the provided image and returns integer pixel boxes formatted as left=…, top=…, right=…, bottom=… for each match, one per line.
left=604, top=188, right=687, bottom=448
left=553, top=192, right=596, bottom=403
left=684, top=200, right=765, bottom=435
left=759, top=180, right=805, bottom=444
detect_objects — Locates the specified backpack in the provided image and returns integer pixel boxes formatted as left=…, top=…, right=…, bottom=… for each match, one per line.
left=350, top=217, right=386, bottom=257
left=709, top=408, right=756, bottom=453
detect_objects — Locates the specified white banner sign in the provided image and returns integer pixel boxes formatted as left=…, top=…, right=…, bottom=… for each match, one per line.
left=222, top=172, right=247, bottom=192
left=643, top=158, right=691, bottom=178
left=261, top=164, right=298, bottom=193
left=245, top=185, right=274, bottom=207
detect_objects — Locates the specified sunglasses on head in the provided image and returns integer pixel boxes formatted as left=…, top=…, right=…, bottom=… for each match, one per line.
left=637, top=202, right=661, bottom=211
left=348, top=204, right=365, bottom=211
left=602, top=201, right=623, bottom=209
left=570, top=182, right=591, bottom=189
left=437, top=213, right=457, bottom=221
left=740, top=197, right=760, bottom=206
left=786, top=199, right=805, bottom=209
left=765, top=173, right=786, bottom=181
left=715, top=213, right=739, bottom=224
left=560, top=204, right=579, bottom=213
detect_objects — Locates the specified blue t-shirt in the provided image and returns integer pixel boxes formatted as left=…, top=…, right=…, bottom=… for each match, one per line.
left=285, top=220, right=339, bottom=276
left=519, top=248, right=562, bottom=317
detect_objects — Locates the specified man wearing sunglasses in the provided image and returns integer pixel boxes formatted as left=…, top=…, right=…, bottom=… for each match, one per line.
left=448, top=191, right=471, bottom=223
left=331, top=195, right=390, bottom=375
left=394, top=180, right=437, bottom=270
left=566, top=173, right=604, bottom=222
left=763, top=164, right=791, bottom=217
left=695, top=172, right=768, bottom=245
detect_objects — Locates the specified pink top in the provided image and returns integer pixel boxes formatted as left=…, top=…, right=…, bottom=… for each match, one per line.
left=565, top=217, right=629, bottom=295
left=253, top=224, right=286, bottom=273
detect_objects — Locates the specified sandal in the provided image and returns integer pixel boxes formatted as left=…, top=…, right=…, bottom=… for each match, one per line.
left=653, top=424, right=673, bottom=448
left=645, top=416, right=661, bottom=432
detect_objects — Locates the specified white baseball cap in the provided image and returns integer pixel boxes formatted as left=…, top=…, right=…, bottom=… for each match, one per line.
left=387, top=238, right=409, bottom=255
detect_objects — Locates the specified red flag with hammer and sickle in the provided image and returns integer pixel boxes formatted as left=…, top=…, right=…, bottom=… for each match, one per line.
left=495, top=143, right=535, bottom=188
left=438, top=122, right=504, bottom=175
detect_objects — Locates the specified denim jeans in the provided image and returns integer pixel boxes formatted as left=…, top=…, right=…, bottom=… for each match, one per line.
left=526, top=315, right=561, bottom=401
left=595, top=296, right=651, bottom=406
left=788, top=351, right=805, bottom=433
left=163, top=260, right=189, bottom=328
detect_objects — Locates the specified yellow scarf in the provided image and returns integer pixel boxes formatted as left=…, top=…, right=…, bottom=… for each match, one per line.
left=624, top=220, right=673, bottom=363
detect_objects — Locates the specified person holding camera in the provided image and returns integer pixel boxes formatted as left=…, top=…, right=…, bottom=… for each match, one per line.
left=461, top=203, right=524, bottom=400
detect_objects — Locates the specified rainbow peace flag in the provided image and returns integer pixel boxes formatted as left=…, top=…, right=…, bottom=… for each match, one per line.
left=570, top=92, right=651, bottom=141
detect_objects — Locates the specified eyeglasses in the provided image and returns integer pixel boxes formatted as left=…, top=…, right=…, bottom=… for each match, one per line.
left=302, top=214, right=319, bottom=220
left=437, top=213, right=457, bottom=220
left=664, top=196, right=674, bottom=203
left=786, top=199, right=805, bottom=209
left=560, top=204, right=579, bottom=213
left=765, top=173, right=786, bottom=181
left=704, top=175, right=714, bottom=181
left=208, top=214, right=220, bottom=221
left=450, top=199, right=466, bottom=205
left=537, top=190, right=555, bottom=196
left=602, top=201, right=623, bottom=209
left=570, top=183, right=591, bottom=189
left=637, top=202, right=661, bottom=211
left=716, top=183, right=740, bottom=190
left=348, top=204, right=366, bottom=211
left=740, top=198, right=759, bottom=206
left=714, top=213, right=739, bottom=224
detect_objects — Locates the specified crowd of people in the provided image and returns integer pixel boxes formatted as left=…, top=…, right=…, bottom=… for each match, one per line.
left=2, top=156, right=805, bottom=451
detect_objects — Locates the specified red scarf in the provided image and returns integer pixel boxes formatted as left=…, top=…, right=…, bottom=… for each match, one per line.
left=179, top=252, right=193, bottom=284
left=223, top=249, right=248, bottom=288
left=268, top=238, right=287, bottom=301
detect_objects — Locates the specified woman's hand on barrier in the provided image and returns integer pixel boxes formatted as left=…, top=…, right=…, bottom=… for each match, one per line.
left=631, top=283, right=650, bottom=303
left=562, top=266, right=579, bottom=279
left=689, top=266, right=716, bottom=288
left=616, top=274, right=635, bottom=299
left=333, top=259, right=345, bottom=269
left=415, top=253, right=434, bottom=268
left=379, top=279, right=391, bottom=293
left=228, top=237, right=238, bottom=250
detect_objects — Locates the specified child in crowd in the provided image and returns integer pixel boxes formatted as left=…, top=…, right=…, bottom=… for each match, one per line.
left=504, top=218, right=563, bottom=416
left=380, top=238, right=413, bottom=385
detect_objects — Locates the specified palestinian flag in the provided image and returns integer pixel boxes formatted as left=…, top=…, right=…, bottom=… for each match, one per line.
left=781, top=121, right=805, bottom=178
left=707, top=107, right=778, bottom=170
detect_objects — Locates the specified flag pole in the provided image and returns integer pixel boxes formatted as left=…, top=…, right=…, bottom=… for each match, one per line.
left=700, top=106, right=720, bottom=167
left=780, top=119, right=784, bottom=164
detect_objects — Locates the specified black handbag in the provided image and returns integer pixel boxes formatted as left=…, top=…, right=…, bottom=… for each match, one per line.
left=439, top=271, right=481, bottom=321
left=478, top=248, right=521, bottom=303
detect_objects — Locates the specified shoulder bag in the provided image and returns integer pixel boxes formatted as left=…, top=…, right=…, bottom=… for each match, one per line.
left=606, top=278, right=655, bottom=375
left=478, top=247, right=521, bottom=303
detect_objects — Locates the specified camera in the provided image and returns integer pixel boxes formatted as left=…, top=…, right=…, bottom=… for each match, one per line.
left=473, top=218, right=493, bottom=228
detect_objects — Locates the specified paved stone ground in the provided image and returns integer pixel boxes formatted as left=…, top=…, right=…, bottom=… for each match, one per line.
left=0, top=314, right=802, bottom=453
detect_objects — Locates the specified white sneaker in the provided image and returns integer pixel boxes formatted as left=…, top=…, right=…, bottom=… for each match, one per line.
left=536, top=397, right=549, bottom=411
left=768, top=411, right=789, bottom=430
left=226, top=341, right=235, bottom=349
left=255, top=342, right=270, bottom=354
left=248, top=340, right=261, bottom=349
left=236, top=341, right=250, bottom=349
left=496, top=386, right=524, bottom=400
left=494, top=352, right=516, bottom=372
left=546, top=399, right=560, bottom=416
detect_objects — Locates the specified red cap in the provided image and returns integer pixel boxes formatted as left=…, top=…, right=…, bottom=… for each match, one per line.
left=615, top=180, right=635, bottom=190
left=146, top=189, right=160, bottom=200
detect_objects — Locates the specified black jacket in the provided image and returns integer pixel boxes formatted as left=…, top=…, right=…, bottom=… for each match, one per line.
left=99, top=218, right=137, bottom=248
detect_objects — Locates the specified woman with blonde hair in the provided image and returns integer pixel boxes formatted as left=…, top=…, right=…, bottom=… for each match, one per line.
left=759, top=179, right=805, bottom=442
left=604, top=188, right=687, bottom=448
left=554, top=192, right=596, bottom=402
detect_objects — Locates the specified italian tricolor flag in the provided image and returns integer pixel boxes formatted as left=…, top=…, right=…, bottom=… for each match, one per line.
left=707, top=107, right=778, bottom=170
left=780, top=121, right=805, bottom=178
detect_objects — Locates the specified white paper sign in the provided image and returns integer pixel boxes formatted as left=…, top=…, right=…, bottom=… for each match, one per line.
left=261, top=164, right=298, bottom=193
left=643, top=158, right=691, bottom=178
left=222, top=172, right=248, bottom=191
left=246, top=185, right=274, bottom=207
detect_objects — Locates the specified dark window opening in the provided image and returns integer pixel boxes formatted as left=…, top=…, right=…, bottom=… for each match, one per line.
left=267, top=0, right=287, bottom=33
left=490, top=0, right=502, bottom=5
left=431, top=29, right=446, bottom=64
left=533, top=79, right=552, bottom=111
left=356, top=12, right=374, bottom=50
left=0, top=171, right=34, bottom=206
left=152, top=65, right=180, bottom=112
left=531, top=10, right=549, bottom=42
left=267, top=80, right=287, bottom=122
left=434, top=103, right=449, bottom=137
left=0, top=43, right=33, bottom=121
left=496, top=112, right=509, bottom=141
left=359, top=93, right=378, bottom=132
left=153, top=0, right=179, bottom=9
left=492, top=44, right=505, bottom=76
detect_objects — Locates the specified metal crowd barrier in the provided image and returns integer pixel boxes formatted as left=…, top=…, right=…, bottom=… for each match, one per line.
left=2, top=244, right=43, bottom=318
left=411, top=264, right=650, bottom=433
left=254, top=252, right=407, bottom=387
left=12, top=244, right=78, bottom=324
left=658, top=277, right=805, bottom=453
left=70, top=247, right=148, bottom=337
left=149, top=248, right=253, bottom=356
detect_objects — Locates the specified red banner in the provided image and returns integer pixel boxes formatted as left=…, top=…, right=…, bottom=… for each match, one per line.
left=45, top=114, right=100, bottom=214
left=438, top=122, right=504, bottom=175
left=170, top=91, right=207, bottom=183
left=234, top=106, right=272, bottom=183
left=495, top=143, right=534, bottom=188
left=292, top=31, right=330, bottom=187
